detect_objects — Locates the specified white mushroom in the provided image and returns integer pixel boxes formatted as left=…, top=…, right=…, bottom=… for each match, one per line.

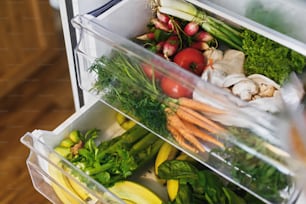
left=232, top=79, right=259, bottom=101
left=222, top=74, right=246, bottom=88
left=248, top=74, right=280, bottom=97
left=249, top=91, right=284, bottom=113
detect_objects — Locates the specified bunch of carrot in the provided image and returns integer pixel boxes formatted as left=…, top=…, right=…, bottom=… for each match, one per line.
left=163, top=97, right=226, bottom=153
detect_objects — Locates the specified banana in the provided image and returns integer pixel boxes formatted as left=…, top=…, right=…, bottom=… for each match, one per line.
left=166, top=152, right=192, bottom=201
left=155, top=142, right=178, bottom=176
left=48, top=154, right=81, bottom=204
left=116, top=112, right=136, bottom=130
left=166, top=179, right=179, bottom=201
left=66, top=174, right=93, bottom=202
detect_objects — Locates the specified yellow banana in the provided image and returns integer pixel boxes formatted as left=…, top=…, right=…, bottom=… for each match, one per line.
left=155, top=142, right=178, bottom=176
left=166, top=152, right=192, bottom=201
left=116, top=112, right=136, bottom=130
left=121, top=120, right=136, bottom=130
left=66, top=174, right=93, bottom=202
left=167, top=179, right=179, bottom=201
left=108, top=181, right=163, bottom=204
left=48, top=154, right=81, bottom=204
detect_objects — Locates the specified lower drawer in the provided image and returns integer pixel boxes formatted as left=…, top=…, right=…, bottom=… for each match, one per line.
left=21, top=100, right=127, bottom=203
left=20, top=99, right=306, bottom=204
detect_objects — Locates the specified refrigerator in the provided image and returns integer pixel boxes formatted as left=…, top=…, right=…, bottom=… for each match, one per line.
left=20, top=0, right=306, bottom=203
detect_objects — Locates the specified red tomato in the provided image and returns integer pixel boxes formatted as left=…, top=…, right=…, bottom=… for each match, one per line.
left=160, top=77, right=192, bottom=98
left=173, top=48, right=206, bottom=76
left=142, top=63, right=163, bottom=81
left=141, top=55, right=165, bottom=81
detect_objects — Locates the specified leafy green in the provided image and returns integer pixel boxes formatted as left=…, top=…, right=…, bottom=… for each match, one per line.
left=211, top=127, right=292, bottom=202
left=242, top=29, right=306, bottom=85
left=89, top=52, right=168, bottom=135
left=158, top=160, right=259, bottom=204
left=64, top=126, right=164, bottom=187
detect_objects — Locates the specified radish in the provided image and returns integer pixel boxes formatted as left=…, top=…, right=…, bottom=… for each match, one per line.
left=136, top=32, right=155, bottom=41
left=167, top=19, right=178, bottom=34
left=163, top=35, right=179, bottom=58
left=184, top=22, right=199, bottom=36
left=157, top=11, right=170, bottom=24
left=194, top=31, right=213, bottom=42
left=156, top=41, right=165, bottom=52
left=191, top=41, right=209, bottom=51
left=151, top=18, right=170, bottom=32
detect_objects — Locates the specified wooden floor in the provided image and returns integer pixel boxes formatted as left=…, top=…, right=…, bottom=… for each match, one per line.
left=0, top=1, right=75, bottom=203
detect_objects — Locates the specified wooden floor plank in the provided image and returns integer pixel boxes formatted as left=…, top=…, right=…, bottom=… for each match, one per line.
left=0, top=1, right=75, bottom=203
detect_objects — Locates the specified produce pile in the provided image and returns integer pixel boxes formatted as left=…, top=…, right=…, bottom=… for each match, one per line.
left=49, top=115, right=264, bottom=204
left=85, top=0, right=302, bottom=202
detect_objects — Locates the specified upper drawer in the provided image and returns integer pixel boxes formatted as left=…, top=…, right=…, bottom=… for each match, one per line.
left=71, top=0, right=306, bottom=203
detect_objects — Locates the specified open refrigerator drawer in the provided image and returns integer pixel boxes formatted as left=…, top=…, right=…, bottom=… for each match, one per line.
left=21, top=0, right=306, bottom=203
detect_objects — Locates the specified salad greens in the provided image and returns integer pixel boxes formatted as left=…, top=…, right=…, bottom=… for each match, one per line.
left=64, top=126, right=164, bottom=187
left=211, top=127, right=292, bottom=202
left=158, top=160, right=262, bottom=204
left=242, top=29, right=306, bottom=85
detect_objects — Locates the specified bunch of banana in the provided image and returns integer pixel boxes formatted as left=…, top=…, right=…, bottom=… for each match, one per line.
left=154, top=142, right=194, bottom=201
left=115, top=112, right=136, bottom=130
left=49, top=131, right=96, bottom=204
left=48, top=153, right=82, bottom=204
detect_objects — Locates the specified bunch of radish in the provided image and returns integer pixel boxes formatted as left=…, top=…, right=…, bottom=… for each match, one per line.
left=136, top=11, right=214, bottom=77
left=136, top=11, right=216, bottom=99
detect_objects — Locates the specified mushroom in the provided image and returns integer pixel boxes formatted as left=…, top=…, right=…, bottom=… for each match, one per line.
left=231, top=79, right=259, bottom=101
left=248, top=74, right=280, bottom=97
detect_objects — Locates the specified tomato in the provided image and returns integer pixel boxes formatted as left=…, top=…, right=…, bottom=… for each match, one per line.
left=160, top=77, right=192, bottom=98
left=142, top=63, right=163, bottom=81
left=173, top=48, right=206, bottom=76
left=141, top=55, right=165, bottom=81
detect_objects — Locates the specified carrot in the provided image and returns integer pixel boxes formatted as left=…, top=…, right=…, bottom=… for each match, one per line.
left=168, top=101, right=225, bottom=133
left=173, top=105, right=225, bottom=134
left=182, top=120, right=224, bottom=148
left=165, top=108, right=205, bottom=152
left=177, top=97, right=225, bottom=114
left=167, top=124, right=199, bottom=153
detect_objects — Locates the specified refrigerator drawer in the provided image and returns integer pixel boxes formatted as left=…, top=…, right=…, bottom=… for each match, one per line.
left=69, top=0, right=305, bottom=203
left=21, top=100, right=127, bottom=204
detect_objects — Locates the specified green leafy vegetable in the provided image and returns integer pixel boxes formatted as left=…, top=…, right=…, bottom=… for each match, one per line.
left=158, top=160, right=260, bottom=204
left=89, top=52, right=168, bottom=135
left=242, top=29, right=306, bottom=85
left=211, top=127, right=293, bottom=202
left=63, top=126, right=164, bottom=187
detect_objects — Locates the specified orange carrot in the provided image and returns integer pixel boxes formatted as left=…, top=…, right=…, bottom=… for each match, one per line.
left=167, top=124, right=200, bottom=153
left=174, top=102, right=225, bottom=133
left=165, top=108, right=205, bottom=152
left=182, top=120, right=224, bottom=148
left=177, top=97, right=225, bottom=114
left=173, top=105, right=225, bottom=134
